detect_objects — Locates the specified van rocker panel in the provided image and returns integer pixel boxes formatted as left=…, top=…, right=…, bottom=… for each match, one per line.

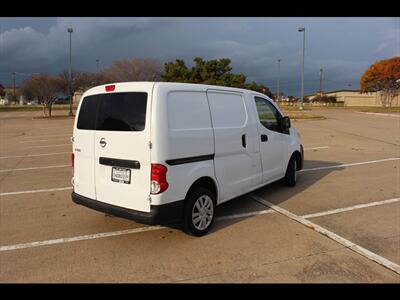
left=71, top=192, right=184, bottom=225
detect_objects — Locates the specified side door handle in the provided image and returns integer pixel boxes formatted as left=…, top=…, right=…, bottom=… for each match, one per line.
left=242, top=134, right=247, bottom=148
left=261, top=134, right=268, bottom=142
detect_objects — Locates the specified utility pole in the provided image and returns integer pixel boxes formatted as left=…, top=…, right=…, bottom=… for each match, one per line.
left=96, top=59, right=99, bottom=73
left=319, top=68, right=323, bottom=96
left=298, top=27, right=306, bottom=110
left=277, top=59, right=281, bottom=102
left=68, top=28, right=74, bottom=116
left=12, top=72, right=16, bottom=102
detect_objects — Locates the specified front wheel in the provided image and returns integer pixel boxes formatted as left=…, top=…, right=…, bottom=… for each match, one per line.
left=284, top=155, right=297, bottom=187
left=182, top=187, right=216, bottom=237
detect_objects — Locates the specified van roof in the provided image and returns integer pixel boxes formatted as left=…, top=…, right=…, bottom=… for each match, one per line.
left=83, top=81, right=270, bottom=99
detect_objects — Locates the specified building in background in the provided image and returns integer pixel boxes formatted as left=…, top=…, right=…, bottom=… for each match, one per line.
left=73, top=89, right=85, bottom=104
left=306, top=89, right=400, bottom=107
left=0, top=86, right=26, bottom=105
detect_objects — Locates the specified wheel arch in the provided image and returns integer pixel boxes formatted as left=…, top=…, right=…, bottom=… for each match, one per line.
left=185, top=176, right=218, bottom=203
left=291, top=150, right=303, bottom=171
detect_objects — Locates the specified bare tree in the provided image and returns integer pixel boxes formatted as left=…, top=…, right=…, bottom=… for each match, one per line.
left=0, top=84, right=5, bottom=98
left=101, top=58, right=161, bottom=83
left=21, top=75, right=64, bottom=117
left=59, top=70, right=110, bottom=95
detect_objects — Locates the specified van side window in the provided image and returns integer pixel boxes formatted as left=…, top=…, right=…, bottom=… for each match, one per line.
left=254, top=97, right=282, bottom=133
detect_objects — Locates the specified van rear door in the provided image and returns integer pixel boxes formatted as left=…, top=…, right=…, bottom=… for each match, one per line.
left=93, top=89, right=152, bottom=212
left=73, top=96, right=98, bottom=200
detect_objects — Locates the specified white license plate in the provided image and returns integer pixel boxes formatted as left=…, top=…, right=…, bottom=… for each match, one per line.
left=111, top=167, right=131, bottom=184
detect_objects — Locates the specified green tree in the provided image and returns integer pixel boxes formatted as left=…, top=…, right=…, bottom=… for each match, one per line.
left=161, top=59, right=191, bottom=83
left=161, top=57, right=272, bottom=95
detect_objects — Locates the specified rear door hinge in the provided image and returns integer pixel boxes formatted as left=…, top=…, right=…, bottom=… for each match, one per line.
left=148, top=141, right=152, bottom=149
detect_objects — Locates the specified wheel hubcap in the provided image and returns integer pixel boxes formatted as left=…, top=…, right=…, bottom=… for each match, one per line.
left=192, top=195, right=214, bottom=231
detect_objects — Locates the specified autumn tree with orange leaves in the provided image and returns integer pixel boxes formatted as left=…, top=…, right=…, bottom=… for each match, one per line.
left=360, top=56, right=400, bottom=107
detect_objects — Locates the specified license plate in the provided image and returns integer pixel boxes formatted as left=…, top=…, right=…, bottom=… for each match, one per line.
left=111, top=167, right=131, bottom=184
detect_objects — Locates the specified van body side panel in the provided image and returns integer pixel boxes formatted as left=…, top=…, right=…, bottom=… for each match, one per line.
left=243, top=93, right=263, bottom=188
left=206, top=90, right=259, bottom=203
left=150, top=85, right=216, bottom=205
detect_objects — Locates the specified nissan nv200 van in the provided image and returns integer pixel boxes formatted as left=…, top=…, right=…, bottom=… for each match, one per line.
left=71, top=82, right=303, bottom=236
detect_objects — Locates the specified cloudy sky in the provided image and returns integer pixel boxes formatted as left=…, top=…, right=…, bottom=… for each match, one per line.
left=1, top=17, right=399, bottom=96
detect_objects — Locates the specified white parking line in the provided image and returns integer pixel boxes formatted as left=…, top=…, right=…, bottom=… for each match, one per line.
left=304, top=146, right=329, bottom=150
left=29, top=144, right=70, bottom=149
left=0, top=226, right=165, bottom=252
left=1, top=195, right=399, bottom=252
left=1, top=157, right=398, bottom=196
left=0, top=165, right=69, bottom=173
left=249, top=194, right=400, bottom=275
left=0, top=152, right=70, bottom=159
left=301, top=157, right=400, bottom=172
left=301, top=198, right=400, bottom=219
left=357, top=111, right=400, bottom=118
left=20, top=138, right=69, bottom=143
left=0, top=187, right=72, bottom=196
left=215, top=209, right=274, bottom=221
left=0, top=210, right=276, bottom=252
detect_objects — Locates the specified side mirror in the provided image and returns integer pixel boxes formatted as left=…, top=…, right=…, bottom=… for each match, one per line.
left=282, top=116, right=291, bottom=131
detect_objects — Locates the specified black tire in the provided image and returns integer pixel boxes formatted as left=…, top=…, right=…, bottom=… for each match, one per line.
left=284, top=155, right=297, bottom=187
left=182, top=187, right=216, bottom=237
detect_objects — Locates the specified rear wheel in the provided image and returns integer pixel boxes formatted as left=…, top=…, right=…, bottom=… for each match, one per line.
left=284, top=155, right=297, bottom=187
left=182, top=187, right=216, bottom=236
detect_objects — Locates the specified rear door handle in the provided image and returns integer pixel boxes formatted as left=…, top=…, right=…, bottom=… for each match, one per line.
left=261, top=134, right=268, bottom=142
left=242, top=134, right=247, bottom=148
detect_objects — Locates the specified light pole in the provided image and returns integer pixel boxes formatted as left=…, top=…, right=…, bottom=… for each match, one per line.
left=277, top=59, right=281, bottom=102
left=319, top=68, right=323, bottom=96
left=96, top=59, right=99, bottom=73
left=68, top=28, right=73, bottom=116
left=298, top=27, right=305, bottom=110
left=12, top=72, right=16, bottom=103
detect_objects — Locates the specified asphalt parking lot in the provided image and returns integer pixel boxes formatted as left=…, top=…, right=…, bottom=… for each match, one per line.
left=0, top=108, right=399, bottom=283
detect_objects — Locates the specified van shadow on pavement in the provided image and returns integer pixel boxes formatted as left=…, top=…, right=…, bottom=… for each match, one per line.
left=210, top=159, right=345, bottom=234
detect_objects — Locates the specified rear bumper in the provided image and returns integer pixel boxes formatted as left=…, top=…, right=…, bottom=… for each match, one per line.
left=71, top=192, right=184, bottom=226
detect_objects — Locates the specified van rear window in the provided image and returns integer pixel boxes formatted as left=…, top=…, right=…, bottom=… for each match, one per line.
left=77, top=96, right=100, bottom=130
left=77, top=92, right=147, bottom=131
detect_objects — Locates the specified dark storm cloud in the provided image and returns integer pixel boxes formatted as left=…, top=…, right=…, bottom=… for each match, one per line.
left=1, top=17, right=398, bottom=96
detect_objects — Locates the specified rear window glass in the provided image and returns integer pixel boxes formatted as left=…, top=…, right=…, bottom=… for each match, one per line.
left=77, top=96, right=100, bottom=130
left=77, top=92, right=148, bottom=131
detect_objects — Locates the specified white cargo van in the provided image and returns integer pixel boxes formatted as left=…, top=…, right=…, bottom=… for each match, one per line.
left=71, top=82, right=303, bottom=236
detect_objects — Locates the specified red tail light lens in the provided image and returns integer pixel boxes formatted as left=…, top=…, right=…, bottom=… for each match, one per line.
left=71, top=153, right=74, bottom=169
left=151, top=164, right=168, bottom=194
left=105, top=85, right=115, bottom=92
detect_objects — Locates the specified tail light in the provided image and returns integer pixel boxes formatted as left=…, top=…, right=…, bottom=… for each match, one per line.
left=105, top=85, right=115, bottom=92
left=71, top=153, right=74, bottom=169
left=151, top=164, right=168, bottom=194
